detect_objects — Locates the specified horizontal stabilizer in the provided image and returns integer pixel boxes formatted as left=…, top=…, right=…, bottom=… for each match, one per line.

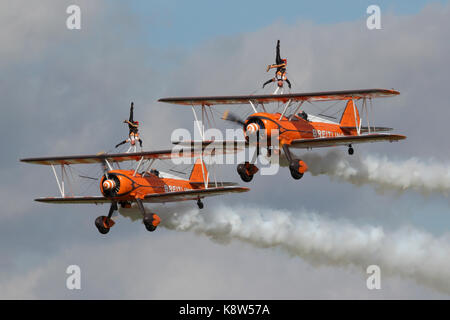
left=190, top=182, right=239, bottom=187
left=340, top=126, right=393, bottom=133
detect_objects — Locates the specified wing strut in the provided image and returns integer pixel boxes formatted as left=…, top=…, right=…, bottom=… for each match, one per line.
left=289, top=101, right=304, bottom=120
left=279, top=99, right=292, bottom=120
left=352, top=98, right=361, bottom=135
left=51, top=164, right=64, bottom=197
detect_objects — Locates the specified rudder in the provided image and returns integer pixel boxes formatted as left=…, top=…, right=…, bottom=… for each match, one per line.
left=190, top=158, right=208, bottom=182
left=340, top=100, right=360, bottom=128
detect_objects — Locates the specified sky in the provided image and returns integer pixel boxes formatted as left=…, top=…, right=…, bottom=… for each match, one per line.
left=1, top=0, right=450, bottom=299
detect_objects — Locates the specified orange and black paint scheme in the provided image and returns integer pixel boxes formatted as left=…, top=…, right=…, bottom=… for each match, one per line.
left=96, top=159, right=215, bottom=234
left=21, top=153, right=249, bottom=235
left=235, top=99, right=405, bottom=181
left=159, top=89, right=407, bottom=183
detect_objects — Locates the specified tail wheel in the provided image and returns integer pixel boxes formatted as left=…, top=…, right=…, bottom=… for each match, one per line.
left=237, top=163, right=258, bottom=183
left=197, top=199, right=204, bottom=209
left=348, top=145, right=354, bottom=155
left=143, top=213, right=160, bottom=232
left=95, top=216, right=114, bottom=234
left=289, top=160, right=307, bottom=180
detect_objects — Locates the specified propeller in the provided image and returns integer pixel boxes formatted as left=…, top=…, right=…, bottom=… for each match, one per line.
left=221, top=110, right=246, bottom=126
left=100, top=158, right=121, bottom=197
left=78, top=175, right=98, bottom=181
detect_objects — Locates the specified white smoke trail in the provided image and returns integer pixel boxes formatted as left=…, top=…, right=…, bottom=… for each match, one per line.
left=296, top=150, right=450, bottom=196
left=121, top=203, right=450, bottom=295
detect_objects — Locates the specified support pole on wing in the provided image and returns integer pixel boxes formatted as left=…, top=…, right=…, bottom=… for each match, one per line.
left=104, top=159, right=113, bottom=171
left=289, top=101, right=304, bottom=120
left=51, top=164, right=64, bottom=197
left=142, top=159, right=156, bottom=177
left=279, top=99, right=292, bottom=120
left=133, top=156, right=144, bottom=177
left=61, top=164, right=65, bottom=197
left=249, top=100, right=258, bottom=113
left=351, top=97, right=361, bottom=136
left=191, top=105, right=204, bottom=140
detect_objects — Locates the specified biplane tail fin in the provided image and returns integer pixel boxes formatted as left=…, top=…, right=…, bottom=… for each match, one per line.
left=340, top=100, right=360, bottom=128
left=189, top=158, right=208, bottom=183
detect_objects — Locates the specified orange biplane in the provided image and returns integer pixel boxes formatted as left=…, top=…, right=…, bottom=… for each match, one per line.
left=159, top=89, right=406, bottom=182
left=20, top=150, right=248, bottom=234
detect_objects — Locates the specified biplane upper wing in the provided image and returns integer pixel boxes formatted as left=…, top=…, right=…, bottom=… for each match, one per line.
left=20, top=146, right=238, bottom=166
left=288, top=133, right=406, bottom=149
left=34, top=186, right=249, bottom=204
left=143, top=186, right=249, bottom=203
left=158, top=89, right=399, bottom=106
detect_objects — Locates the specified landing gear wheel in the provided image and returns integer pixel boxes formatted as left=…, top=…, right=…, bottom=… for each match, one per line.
left=197, top=199, right=204, bottom=209
left=237, top=163, right=257, bottom=183
left=239, top=172, right=253, bottom=182
left=95, top=216, right=110, bottom=234
left=348, top=145, right=354, bottom=155
left=289, top=160, right=304, bottom=180
left=143, top=213, right=160, bottom=232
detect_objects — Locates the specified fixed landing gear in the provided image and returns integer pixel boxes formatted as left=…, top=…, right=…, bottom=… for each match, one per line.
left=95, top=202, right=117, bottom=234
left=237, top=162, right=259, bottom=182
left=283, top=144, right=308, bottom=180
left=197, top=199, right=204, bottom=209
left=289, top=160, right=305, bottom=180
left=143, top=212, right=160, bottom=232
left=348, top=144, right=354, bottom=155
left=136, top=198, right=160, bottom=232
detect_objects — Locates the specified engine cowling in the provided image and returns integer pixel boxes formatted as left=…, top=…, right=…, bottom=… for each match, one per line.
left=243, top=114, right=279, bottom=143
left=100, top=173, right=134, bottom=198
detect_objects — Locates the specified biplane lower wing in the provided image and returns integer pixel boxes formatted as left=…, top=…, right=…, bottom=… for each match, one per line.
left=144, top=186, right=249, bottom=203
left=35, top=186, right=249, bottom=204
left=35, top=196, right=111, bottom=204
left=288, top=133, right=406, bottom=149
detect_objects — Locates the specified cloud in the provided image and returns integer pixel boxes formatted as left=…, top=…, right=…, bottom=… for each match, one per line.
left=0, top=216, right=446, bottom=299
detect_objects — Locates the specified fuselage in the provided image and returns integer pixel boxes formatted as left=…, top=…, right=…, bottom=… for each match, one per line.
left=244, top=112, right=357, bottom=144
left=100, top=170, right=199, bottom=201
